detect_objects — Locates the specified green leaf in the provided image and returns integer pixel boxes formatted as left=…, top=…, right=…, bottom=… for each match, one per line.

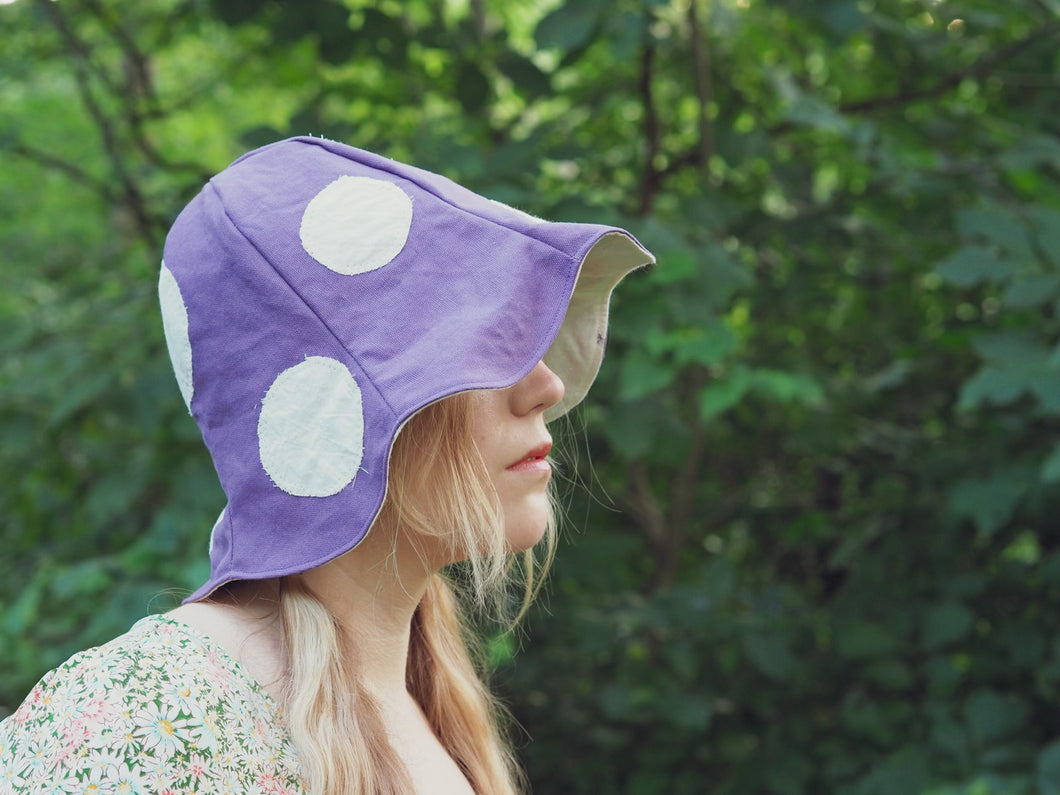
left=751, top=370, right=825, bottom=406
left=958, top=366, right=1025, bottom=410
left=535, top=0, right=601, bottom=54
left=47, top=367, right=115, bottom=426
left=964, top=689, right=1029, bottom=745
left=957, top=204, right=1034, bottom=262
left=1002, top=273, right=1060, bottom=309
left=1001, top=133, right=1060, bottom=174
left=1030, top=206, right=1060, bottom=269
left=645, top=323, right=738, bottom=368
left=741, top=631, right=796, bottom=681
left=660, top=691, right=713, bottom=730
left=352, top=8, right=409, bottom=67
left=934, top=245, right=1017, bottom=287
left=619, top=349, right=675, bottom=401
left=972, top=331, right=1050, bottom=364
left=314, top=3, right=357, bottom=64
left=854, top=747, right=928, bottom=795
left=1036, top=740, right=1060, bottom=795
left=646, top=247, right=698, bottom=286
left=1030, top=369, right=1060, bottom=413
left=1042, top=445, right=1060, bottom=483
left=1, top=574, right=44, bottom=636
left=770, top=69, right=849, bottom=133
left=208, top=0, right=264, bottom=26
left=835, top=621, right=898, bottom=659
left=863, top=359, right=913, bottom=392
left=486, top=632, right=516, bottom=669
left=946, top=472, right=1027, bottom=537
left=698, top=367, right=753, bottom=420
left=863, top=659, right=915, bottom=690
left=599, top=398, right=684, bottom=461
left=820, top=0, right=867, bottom=36
left=599, top=681, right=644, bottom=720
left=455, top=60, right=491, bottom=114
left=921, top=601, right=975, bottom=652
left=496, top=53, right=551, bottom=98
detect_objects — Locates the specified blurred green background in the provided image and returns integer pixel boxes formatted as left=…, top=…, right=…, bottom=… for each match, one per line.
left=2, top=0, right=1060, bottom=792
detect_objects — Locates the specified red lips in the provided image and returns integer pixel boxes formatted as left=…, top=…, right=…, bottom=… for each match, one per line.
left=505, top=442, right=553, bottom=471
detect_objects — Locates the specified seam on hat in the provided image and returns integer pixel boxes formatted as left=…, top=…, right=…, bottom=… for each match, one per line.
left=234, top=139, right=643, bottom=383
left=209, top=172, right=587, bottom=415
left=241, top=138, right=650, bottom=284
left=292, top=137, right=590, bottom=260
left=210, top=184, right=399, bottom=418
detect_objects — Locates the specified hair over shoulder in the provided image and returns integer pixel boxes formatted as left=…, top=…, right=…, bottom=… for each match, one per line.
left=277, top=394, right=554, bottom=794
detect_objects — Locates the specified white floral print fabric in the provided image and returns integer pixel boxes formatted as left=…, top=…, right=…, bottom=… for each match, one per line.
left=0, top=615, right=305, bottom=794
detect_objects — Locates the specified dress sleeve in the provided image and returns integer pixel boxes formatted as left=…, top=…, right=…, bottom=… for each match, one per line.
left=0, top=619, right=305, bottom=794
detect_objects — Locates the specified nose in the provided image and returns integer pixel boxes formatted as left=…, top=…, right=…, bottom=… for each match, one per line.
left=511, top=360, right=565, bottom=416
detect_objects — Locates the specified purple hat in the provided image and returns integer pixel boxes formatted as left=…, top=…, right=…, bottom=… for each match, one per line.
left=159, top=136, right=653, bottom=602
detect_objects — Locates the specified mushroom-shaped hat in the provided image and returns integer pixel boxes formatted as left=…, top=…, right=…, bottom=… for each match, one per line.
left=159, top=136, right=654, bottom=601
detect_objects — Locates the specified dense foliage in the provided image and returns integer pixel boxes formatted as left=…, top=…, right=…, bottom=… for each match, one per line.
left=2, top=0, right=1059, bottom=792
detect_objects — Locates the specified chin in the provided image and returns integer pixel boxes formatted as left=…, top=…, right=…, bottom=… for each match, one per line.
left=503, top=504, right=551, bottom=552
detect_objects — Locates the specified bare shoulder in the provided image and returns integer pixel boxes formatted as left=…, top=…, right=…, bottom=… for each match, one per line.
left=167, top=587, right=288, bottom=702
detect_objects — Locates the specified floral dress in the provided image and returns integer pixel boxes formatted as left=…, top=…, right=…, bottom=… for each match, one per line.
left=0, top=615, right=306, bottom=794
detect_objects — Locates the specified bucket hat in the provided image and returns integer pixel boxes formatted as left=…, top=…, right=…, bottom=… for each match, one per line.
left=159, top=136, right=654, bottom=601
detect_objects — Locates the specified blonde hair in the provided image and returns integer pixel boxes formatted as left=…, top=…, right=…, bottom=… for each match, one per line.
left=278, top=394, right=556, bottom=794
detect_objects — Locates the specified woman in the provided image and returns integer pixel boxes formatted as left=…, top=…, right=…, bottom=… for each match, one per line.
left=0, top=136, right=653, bottom=793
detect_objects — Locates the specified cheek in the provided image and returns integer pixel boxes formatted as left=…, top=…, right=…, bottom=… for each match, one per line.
left=466, top=393, right=509, bottom=465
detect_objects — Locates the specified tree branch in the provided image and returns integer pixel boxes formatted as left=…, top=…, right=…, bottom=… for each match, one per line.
left=628, top=462, right=680, bottom=593
left=687, top=0, right=713, bottom=174
left=628, top=462, right=667, bottom=547
left=636, top=31, right=661, bottom=216
left=81, top=0, right=211, bottom=177
left=8, top=143, right=117, bottom=201
left=83, top=0, right=157, bottom=109
left=469, top=0, right=487, bottom=41
left=670, top=370, right=708, bottom=533
left=662, top=24, right=1060, bottom=179
left=36, top=0, right=187, bottom=245
left=838, top=24, right=1060, bottom=115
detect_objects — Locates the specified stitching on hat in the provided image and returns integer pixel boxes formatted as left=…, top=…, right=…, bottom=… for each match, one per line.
left=488, top=198, right=547, bottom=225
left=257, top=356, right=365, bottom=498
left=295, top=137, right=576, bottom=257
left=299, top=176, right=413, bottom=275
left=211, top=186, right=399, bottom=417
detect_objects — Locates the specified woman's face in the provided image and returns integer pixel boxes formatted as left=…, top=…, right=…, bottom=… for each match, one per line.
left=467, top=361, right=565, bottom=552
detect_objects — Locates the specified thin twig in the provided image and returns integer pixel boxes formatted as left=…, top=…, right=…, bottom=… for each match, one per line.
left=470, top=0, right=487, bottom=41
left=670, top=370, right=707, bottom=534
left=636, top=31, right=661, bottom=216
left=838, top=23, right=1060, bottom=115
left=38, top=0, right=162, bottom=247
left=8, top=143, right=117, bottom=200
left=83, top=0, right=157, bottom=108
left=687, top=0, right=713, bottom=173
left=659, top=23, right=1060, bottom=179
left=80, top=0, right=211, bottom=176
left=628, top=462, right=666, bottom=547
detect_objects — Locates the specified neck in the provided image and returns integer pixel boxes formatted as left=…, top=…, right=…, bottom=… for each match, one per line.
left=298, top=522, right=439, bottom=704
